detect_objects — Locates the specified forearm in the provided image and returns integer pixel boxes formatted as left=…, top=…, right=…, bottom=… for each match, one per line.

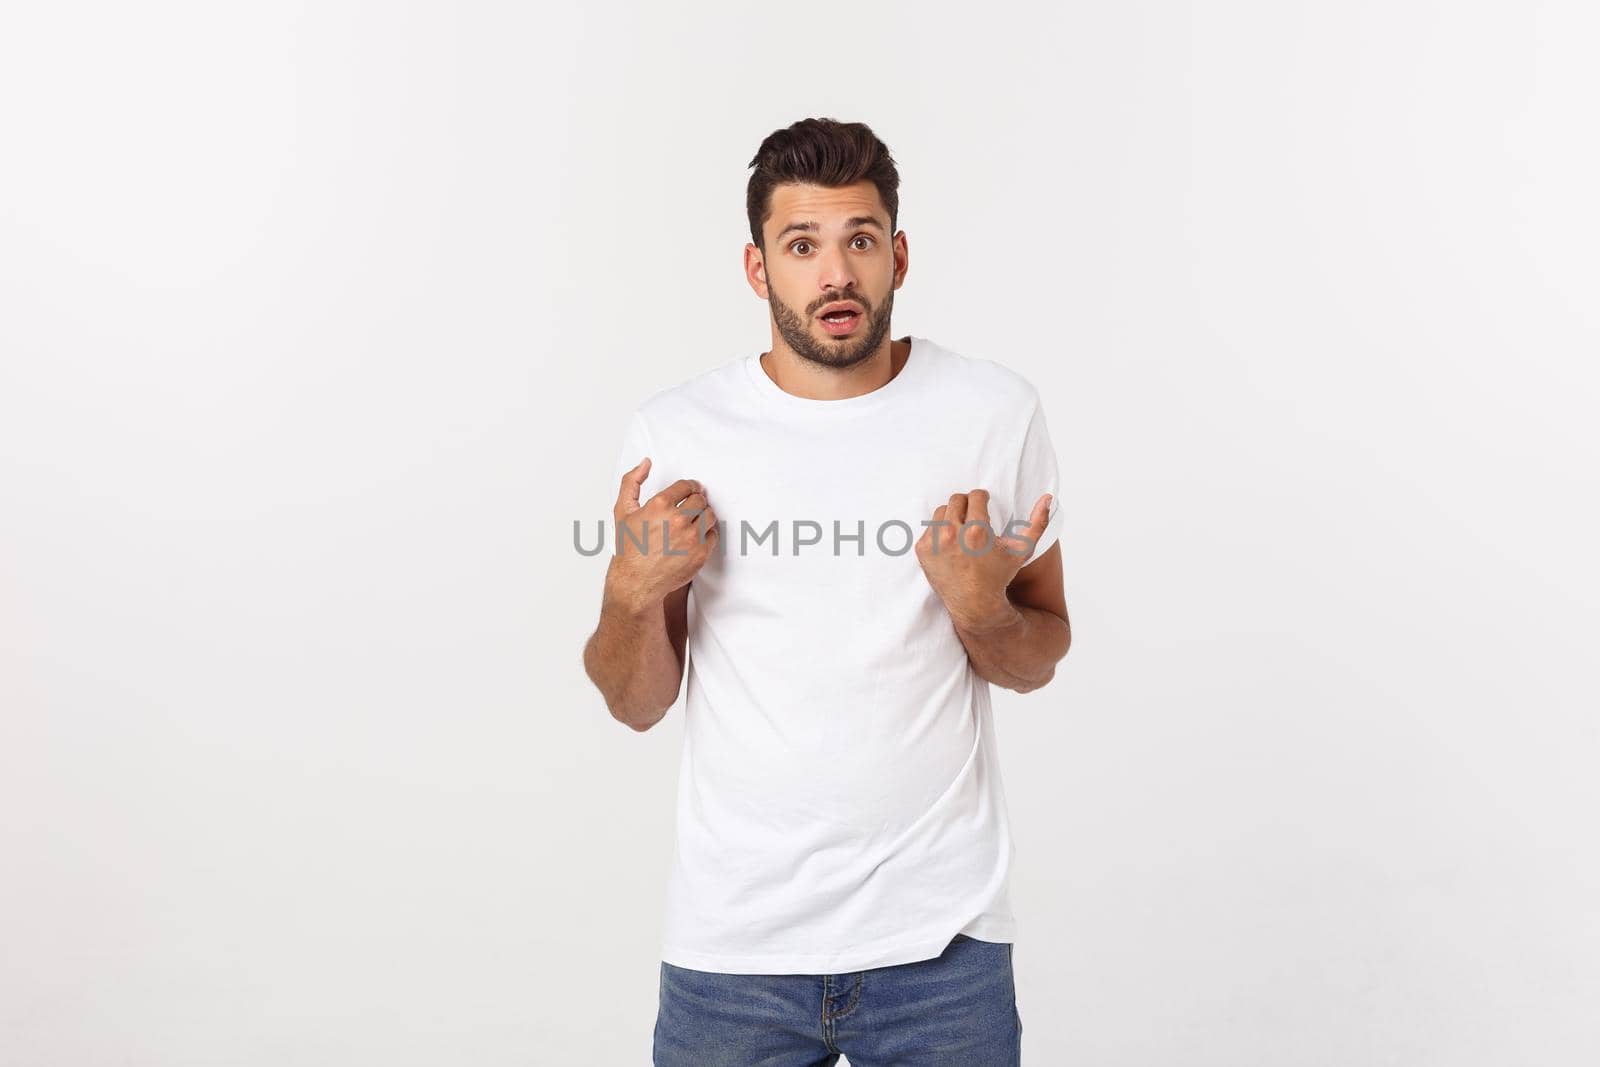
left=952, top=599, right=1071, bottom=694
left=583, top=563, right=683, bottom=730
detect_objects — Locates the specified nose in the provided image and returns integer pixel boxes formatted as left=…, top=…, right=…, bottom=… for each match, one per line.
left=816, top=244, right=858, bottom=297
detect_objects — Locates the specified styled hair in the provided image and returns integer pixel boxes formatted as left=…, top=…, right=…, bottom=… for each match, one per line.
left=746, top=117, right=900, bottom=251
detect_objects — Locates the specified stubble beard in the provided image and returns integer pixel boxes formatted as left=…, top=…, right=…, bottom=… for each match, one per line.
left=769, top=287, right=895, bottom=371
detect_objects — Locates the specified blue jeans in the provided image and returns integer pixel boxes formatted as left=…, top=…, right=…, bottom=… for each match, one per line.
left=653, top=933, right=1022, bottom=1066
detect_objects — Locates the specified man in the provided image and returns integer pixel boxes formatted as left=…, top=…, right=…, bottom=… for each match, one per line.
left=582, top=117, right=1071, bottom=1066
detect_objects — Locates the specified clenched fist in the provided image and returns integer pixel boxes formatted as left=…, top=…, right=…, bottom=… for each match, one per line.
left=915, top=487, right=1052, bottom=632
left=607, top=457, right=720, bottom=613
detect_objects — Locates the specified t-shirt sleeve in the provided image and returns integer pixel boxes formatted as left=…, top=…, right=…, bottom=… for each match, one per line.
left=609, top=407, right=667, bottom=520
left=611, top=407, right=654, bottom=488
left=1009, top=390, right=1064, bottom=564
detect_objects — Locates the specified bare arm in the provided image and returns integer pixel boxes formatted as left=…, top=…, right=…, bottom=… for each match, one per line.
left=951, top=541, right=1071, bottom=694
left=584, top=577, right=689, bottom=731
left=582, top=457, right=717, bottom=731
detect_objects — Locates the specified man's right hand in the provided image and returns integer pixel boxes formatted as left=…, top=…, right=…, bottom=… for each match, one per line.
left=607, top=457, right=719, bottom=613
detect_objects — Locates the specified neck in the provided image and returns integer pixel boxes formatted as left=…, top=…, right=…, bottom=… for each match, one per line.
left=760, top=336, right=911, bottom=402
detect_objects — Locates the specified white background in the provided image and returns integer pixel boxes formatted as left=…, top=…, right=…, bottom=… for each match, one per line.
left=3, top=1, right=1597, bottom=1064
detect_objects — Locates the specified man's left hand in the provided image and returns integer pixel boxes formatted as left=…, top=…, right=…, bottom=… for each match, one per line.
left=915, top=488, right=1052, bottom=632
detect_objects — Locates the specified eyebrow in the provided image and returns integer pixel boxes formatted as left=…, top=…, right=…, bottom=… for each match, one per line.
left=775, top=216, right=886, bottom=241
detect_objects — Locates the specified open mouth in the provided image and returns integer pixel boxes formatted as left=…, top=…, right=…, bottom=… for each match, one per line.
left=818, top=304, right=864, bottom=334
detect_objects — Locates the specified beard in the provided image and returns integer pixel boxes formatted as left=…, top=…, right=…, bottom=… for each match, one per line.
left=768, top=286, right=895, bottom=371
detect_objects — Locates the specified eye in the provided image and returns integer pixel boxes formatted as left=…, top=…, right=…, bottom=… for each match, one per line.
left=851, top=235, right=875, bottom=251
left=790, top=240, right=813, bottom=255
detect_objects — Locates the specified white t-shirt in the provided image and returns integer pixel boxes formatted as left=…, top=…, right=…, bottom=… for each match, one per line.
left=608, top=334, right=1064, bottom=975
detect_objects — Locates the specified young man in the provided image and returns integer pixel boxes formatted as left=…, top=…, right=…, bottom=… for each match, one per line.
left=583, top=117, right=1071, bottom=1066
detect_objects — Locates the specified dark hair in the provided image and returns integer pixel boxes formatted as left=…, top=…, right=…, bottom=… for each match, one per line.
left=746, top=117, right=900, bottom=251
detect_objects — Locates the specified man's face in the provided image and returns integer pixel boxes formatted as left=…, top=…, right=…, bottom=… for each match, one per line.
left=747, top=180, right=908, bottom=370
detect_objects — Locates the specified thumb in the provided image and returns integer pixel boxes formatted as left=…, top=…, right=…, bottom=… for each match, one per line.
left=616, top=456, right=650, bottom=513
left=1025, top=493, right=1053, bottom=541
left=1005, top=493, right=1052, bottom=558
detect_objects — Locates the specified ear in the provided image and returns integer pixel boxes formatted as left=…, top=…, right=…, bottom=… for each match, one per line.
left=744, top=242, right=769, bottom=299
